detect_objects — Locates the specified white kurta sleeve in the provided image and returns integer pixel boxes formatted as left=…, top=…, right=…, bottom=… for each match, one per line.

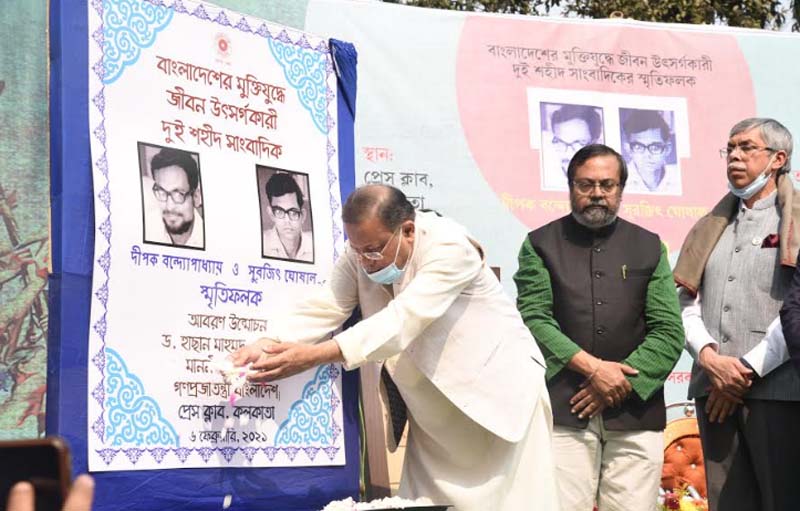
left=679, top=286, right=718, bottom=360
left=335, top=236, right=483, bottom=370
left=267, top=253, right=361, bottom=345
left=741, top=316, right=789, bottom=377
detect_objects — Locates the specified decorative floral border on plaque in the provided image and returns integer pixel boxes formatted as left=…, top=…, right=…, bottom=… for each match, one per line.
left=104, top=348, right=179, bottom=447
left=274, top=364, right=341, bottom=446
left=99, top=0, right=174, bottom=84
left=267, top=36, right=334, bottom=135
left=88, top=0, right=345, bottom=466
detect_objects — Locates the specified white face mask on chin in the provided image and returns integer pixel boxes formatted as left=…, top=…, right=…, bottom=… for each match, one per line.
left=728, top=154, right=776, bottom=200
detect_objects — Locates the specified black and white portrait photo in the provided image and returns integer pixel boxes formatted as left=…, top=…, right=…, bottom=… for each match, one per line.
left=257, top=166, right=315, bottom=264
left=138, top=143, right=205, bottom=250
left=619, top=108, right=682, bottom=195
left=540, top=102, right=605, bottom=191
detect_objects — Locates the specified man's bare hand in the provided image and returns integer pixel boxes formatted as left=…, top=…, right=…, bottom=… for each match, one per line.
left=583, top=361, right=639, bottom=407
left=699, top=346, right=752, bottom=395
left=569, top=386, right=607, bottom=419
left=230, top=337, right=279, bottom=368
left=705, top=389, right=743, bottom=423
left=248, top=340, right=343, bottom=382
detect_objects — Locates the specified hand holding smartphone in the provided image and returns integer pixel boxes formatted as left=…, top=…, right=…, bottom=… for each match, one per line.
left=5, top=474, right=94, bottom=511
left=0, top=437, right=73, bottom=511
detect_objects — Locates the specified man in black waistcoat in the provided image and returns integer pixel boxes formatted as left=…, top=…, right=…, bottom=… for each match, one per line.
left=514, top=144, right=684, bottom=511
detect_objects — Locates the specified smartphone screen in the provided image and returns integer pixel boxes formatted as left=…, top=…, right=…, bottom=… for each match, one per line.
left=0, top=438, right=71, bottom=511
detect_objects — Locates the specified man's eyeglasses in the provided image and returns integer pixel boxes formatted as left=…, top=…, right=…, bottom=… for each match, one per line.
left=571, top=179, right=620, bottom=195
left=271, top=206, right=302, bottom=221
left=552, top=137, right=590, bottom=153
left=152, top=184, right=193, bottom=204
left=353, top=228, right=400, bottom=261
left=629, top=141, right=669, bottom=155
left=719, top=144, right=774, bottom=159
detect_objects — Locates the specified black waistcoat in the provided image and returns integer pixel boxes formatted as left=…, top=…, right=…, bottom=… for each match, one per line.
left=528, top=215, right=665, bottom=430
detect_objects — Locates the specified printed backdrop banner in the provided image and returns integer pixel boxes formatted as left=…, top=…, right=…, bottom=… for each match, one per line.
left=295, top=1, right=800, bottom=418
left=297, top=0, right=800, bottom=266
left=87, top=0, right=345, bottom=471
left=0, top=0, right=49, bottom=441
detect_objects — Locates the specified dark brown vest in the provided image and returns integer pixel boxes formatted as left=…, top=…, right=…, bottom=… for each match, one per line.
left=528, top=215, right=665, bottom=430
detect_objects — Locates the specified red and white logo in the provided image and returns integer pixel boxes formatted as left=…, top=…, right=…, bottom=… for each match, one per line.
left=215, top=33, right=231, bottom=59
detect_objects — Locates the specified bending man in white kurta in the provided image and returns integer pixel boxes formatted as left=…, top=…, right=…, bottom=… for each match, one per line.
left=232, top=184, right=558, bottom=511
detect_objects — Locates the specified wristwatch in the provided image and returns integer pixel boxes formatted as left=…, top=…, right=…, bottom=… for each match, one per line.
left=739, top=357, right=759, bottom=380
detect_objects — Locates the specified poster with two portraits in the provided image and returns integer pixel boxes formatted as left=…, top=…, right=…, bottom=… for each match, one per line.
left=86, top=0, right=346, bottom=471
left=530, top=89, right=689, bottom=195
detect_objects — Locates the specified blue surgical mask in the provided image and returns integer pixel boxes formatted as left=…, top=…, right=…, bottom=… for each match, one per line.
left=364, top=230, right=408, bottom=285
left=728, top=154, right=776, bottom=200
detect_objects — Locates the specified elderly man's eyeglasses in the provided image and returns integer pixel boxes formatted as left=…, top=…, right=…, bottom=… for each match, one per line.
left=353, top=228, right=400, bottom=261
left=271, top=206, right=302, bottom=221
left=552, top=137, right=590, bottom=153
left=629, top=141, right=669, bottom=155
left=719, top=144, right=774, bottom=159
left=571, top=179, right=620, bottom=195
left=152, top=184, right=193, bottom=204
